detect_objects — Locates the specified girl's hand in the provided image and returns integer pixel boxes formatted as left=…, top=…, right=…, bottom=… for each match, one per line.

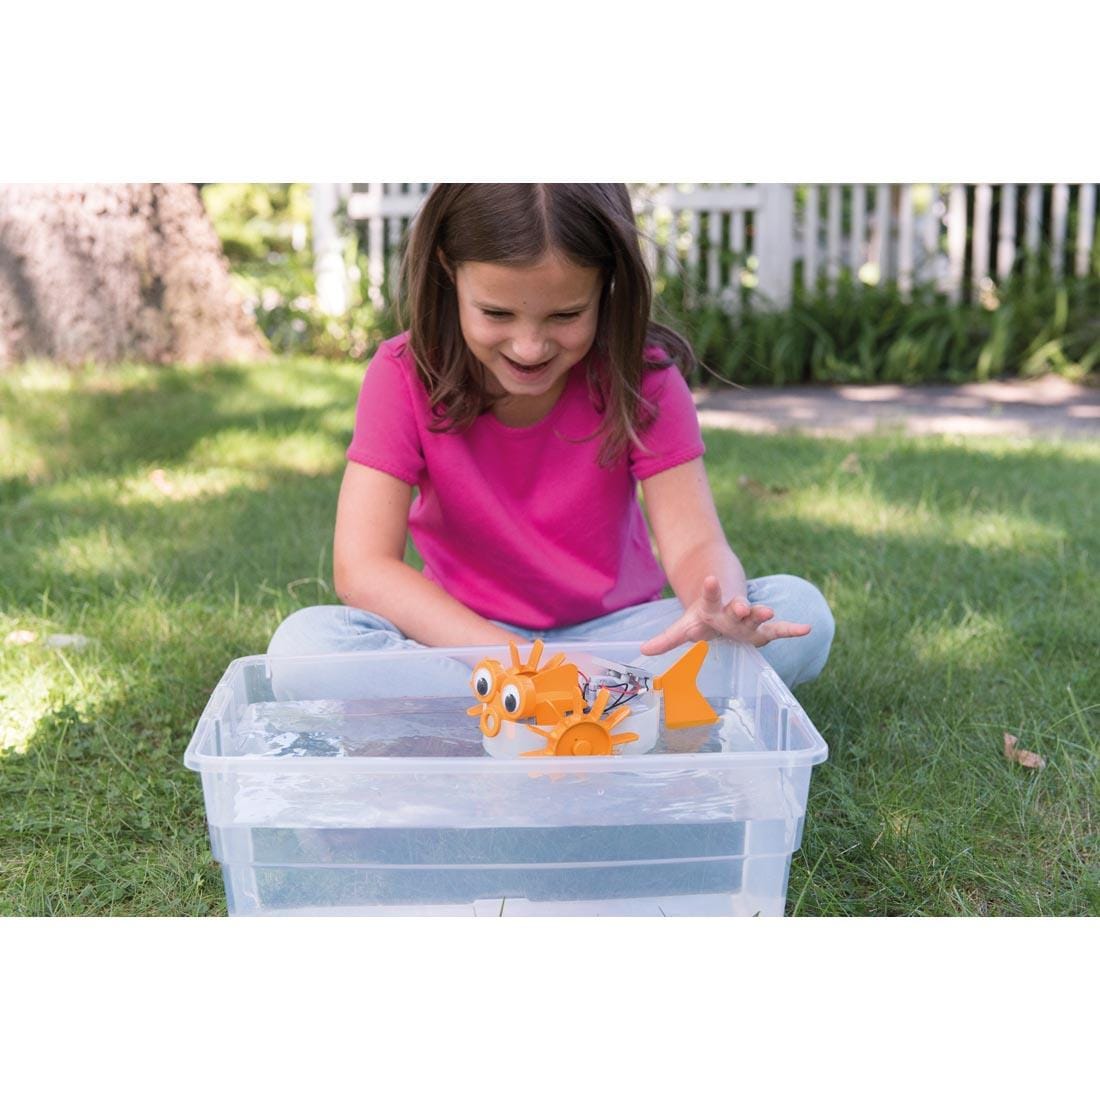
left=639, top=576, right=812, bottom=657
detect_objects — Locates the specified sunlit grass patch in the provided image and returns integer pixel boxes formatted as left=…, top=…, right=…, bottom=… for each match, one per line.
left=906, top=607, right=1013, bottom=668
left=766, top=485, right=1069, bottom=557
left=0, top=654, right=55, bottom=752
left=219, top=358, right=363, bottom=409
left=36, top=524, right=147, bottom=582
left=119, top=466, right=270, bottom=505
left=188, top=427, right=346, bottom=475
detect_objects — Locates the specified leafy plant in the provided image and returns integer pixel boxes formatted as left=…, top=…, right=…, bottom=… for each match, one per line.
left=201, top=183, right=311, bottom=263
left=654, top=265, right=1100, bottom=387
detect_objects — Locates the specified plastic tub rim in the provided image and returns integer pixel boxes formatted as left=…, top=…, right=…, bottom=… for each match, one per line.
left=183, top=643, right=829, bottom=775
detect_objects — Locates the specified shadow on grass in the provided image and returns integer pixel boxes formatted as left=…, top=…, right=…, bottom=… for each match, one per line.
left=3, top=360, right=364, bottom=482
left=702, top=428, right=1100, bottom=532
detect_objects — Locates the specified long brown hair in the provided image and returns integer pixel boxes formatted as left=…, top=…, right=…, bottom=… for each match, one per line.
left=396, top=183, right=696, bottom=466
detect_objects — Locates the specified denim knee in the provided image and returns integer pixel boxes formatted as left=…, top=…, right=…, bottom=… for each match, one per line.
left=790, top=577, right=834, bottom=683
left=749, top=574, right=835, bottom=687
left=268, top=604, right=353, bottom=659
left=781, top=575, right=834, bottom=684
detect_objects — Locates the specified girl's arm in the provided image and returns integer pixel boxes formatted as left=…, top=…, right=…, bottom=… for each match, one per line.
left=638, top=458, right=811, bottom=656
left=333, top=462, right=527, bottom=648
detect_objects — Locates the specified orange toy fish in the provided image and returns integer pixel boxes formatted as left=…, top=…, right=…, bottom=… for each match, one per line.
left=468, top=639, right=719, bottom=758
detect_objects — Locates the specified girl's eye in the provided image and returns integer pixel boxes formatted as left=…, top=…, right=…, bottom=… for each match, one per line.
left=480, top=310, right=582, bottom=321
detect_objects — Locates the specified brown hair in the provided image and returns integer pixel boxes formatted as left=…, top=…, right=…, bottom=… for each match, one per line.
left=396, top=183, right=696, bottom=466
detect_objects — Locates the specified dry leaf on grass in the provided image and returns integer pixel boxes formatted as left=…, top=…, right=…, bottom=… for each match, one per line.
left=738, top=475, right=789, bottom=498
left=149, top=468, right=175, bottom=496
left=5, top=630, right=37, bottom=645
left=839, top=452, right=863, bottom=474
left=1003, top=732, right=1046, bottom=770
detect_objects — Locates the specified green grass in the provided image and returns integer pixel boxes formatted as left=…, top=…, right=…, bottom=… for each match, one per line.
left=1, top=359, right=1097, bottom=915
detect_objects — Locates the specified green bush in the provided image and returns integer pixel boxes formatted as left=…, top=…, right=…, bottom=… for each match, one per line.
left=201, top=185, right=399, bottom=360
left=228, top=253, right=397, bottom=361
left=201, top=183, right=311, bottom=263
left=654, top=267, right=1100, bottom=387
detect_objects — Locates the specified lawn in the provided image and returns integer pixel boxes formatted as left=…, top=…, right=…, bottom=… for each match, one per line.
left=1, top=359, right=1096, bottom=916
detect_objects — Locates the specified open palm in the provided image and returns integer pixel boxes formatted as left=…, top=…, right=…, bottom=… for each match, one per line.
left=640, top=576, right=812, bottom=656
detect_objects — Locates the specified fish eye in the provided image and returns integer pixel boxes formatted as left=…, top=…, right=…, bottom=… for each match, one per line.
left=502, top=685, right=521, bottom=714
left=473, top=664, right=496, bottom=700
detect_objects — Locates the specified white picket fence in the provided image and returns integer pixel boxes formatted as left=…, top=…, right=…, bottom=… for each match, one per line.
left=315, top=183, right=1099, bottom=314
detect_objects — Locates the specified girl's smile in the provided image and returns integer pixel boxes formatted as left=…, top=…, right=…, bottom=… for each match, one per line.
left=501, top=351, right=555, bottom=380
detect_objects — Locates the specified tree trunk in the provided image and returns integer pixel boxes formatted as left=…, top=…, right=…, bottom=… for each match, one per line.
left=0, top=183, right=268, bottom=366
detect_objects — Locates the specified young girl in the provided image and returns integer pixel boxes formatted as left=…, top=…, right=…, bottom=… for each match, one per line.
left=269, top=184, right=834, bottom=691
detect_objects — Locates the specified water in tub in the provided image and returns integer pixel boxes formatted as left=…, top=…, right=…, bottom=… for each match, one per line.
left=228, top=693, right=758, bottom=759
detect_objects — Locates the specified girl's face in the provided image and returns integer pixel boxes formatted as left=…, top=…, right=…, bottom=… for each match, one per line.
left=447, top=251, right=602, bottom=416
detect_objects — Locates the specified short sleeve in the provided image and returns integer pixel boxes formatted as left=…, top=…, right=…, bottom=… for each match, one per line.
left=345, top=337, right=426, bottom=485
left=629, top=362, right=706, bottom=481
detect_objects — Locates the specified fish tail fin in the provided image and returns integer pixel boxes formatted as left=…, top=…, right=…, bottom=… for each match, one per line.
left=652, top=641, right=719, bottom=729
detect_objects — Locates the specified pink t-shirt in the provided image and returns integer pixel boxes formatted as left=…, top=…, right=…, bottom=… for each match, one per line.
left=346, top=332, right=705, bottom=630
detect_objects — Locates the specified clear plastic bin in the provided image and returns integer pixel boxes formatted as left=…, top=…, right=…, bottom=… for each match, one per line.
left=184, top=639, right=828, bottom=916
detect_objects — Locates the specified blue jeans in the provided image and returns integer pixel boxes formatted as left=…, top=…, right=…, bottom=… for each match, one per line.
left=267, top=574, right=834, bottom=697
